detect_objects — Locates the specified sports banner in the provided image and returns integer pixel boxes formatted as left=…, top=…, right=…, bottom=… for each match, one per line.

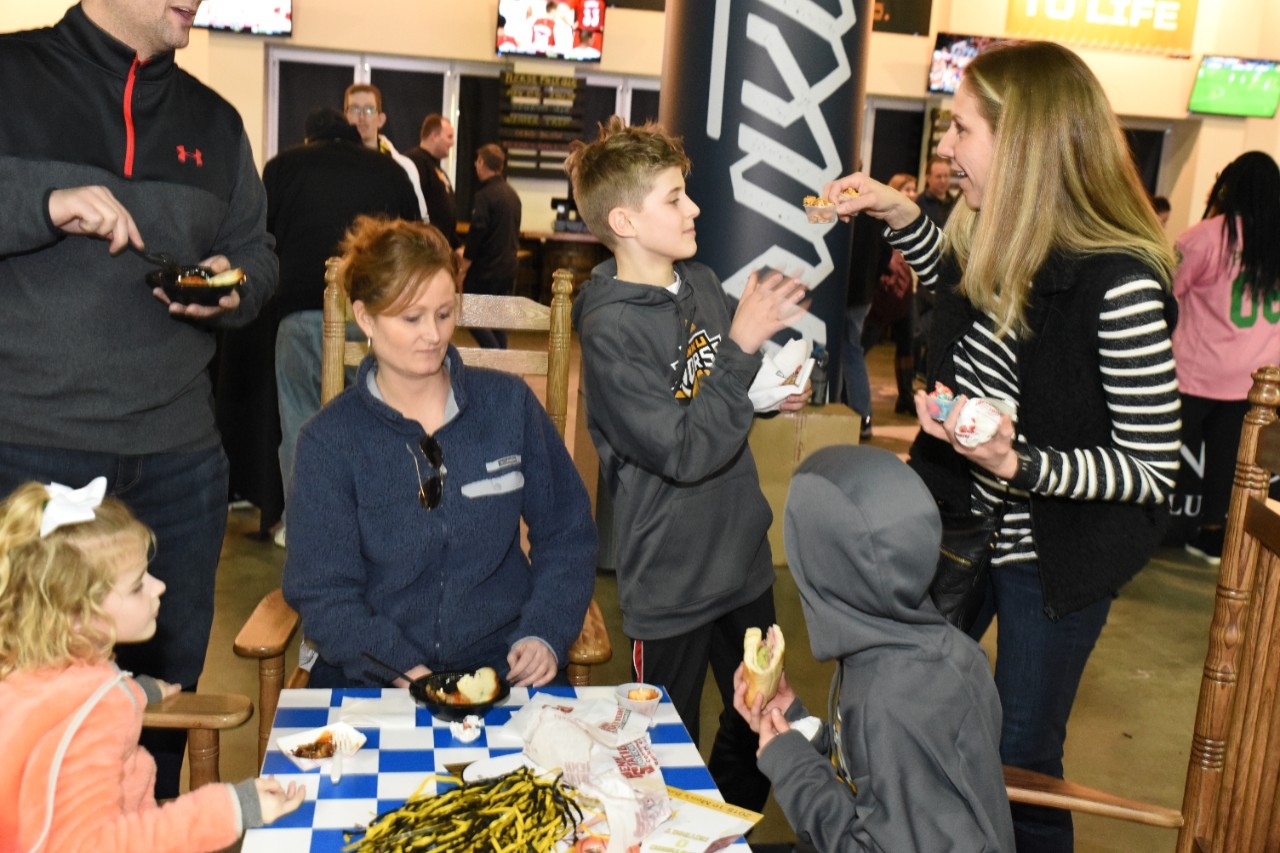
left=659, top=0, right=873, bottom=400
left=1007, top=0, right=1199, bottom=54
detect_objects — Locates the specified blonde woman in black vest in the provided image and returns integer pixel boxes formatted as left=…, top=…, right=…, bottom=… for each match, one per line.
left=824, top=41, right=1180, bottom=852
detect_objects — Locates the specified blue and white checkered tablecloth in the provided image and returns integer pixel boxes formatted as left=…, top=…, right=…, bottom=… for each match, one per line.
left=240, top=685, right=751, bottom=852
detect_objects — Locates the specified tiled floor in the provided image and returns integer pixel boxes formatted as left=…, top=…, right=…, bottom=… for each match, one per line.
left=198, top=339, right=1213, bottom=852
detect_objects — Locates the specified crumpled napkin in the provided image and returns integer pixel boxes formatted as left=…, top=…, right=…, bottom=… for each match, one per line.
left=338, top=691, right=416, bottom=728
left=749, top=338, right=815, bottom=412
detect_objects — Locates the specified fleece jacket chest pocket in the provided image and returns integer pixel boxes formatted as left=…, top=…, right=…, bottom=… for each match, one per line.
left=461, top=455, right=524, bottom=498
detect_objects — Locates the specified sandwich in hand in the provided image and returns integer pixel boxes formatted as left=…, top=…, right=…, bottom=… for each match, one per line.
left=743, top=624, right=785, bottom=708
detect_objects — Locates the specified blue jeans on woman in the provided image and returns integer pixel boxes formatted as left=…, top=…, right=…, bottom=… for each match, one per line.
left=0, top=440, right=229, bottom=798
left=967, top=559, right=1112, bottom=853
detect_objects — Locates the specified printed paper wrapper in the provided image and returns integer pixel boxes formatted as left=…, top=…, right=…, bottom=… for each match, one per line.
left=509, top=695, right=671, bottom=853
left=749, top=337, right=815, bottom=412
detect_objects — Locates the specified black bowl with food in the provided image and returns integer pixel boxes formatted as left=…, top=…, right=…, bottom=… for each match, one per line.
left=409, top=667, right=510, bottom=722
left=147, top=265, right=245, bottom=307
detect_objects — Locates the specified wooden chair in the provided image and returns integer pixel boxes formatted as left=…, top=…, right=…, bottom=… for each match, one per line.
left=141, top=691, right=253, bottom=789
left=235, top=263, right=611, bottom=765
left=1002, top=364, right=1280, bottom=851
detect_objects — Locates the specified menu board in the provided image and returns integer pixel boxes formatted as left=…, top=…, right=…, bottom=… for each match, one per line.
left=500, top=72, right=585, bottom=178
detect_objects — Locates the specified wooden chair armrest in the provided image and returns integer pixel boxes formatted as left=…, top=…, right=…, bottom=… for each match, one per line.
left=233, top=588, right=300, bottom=660
left=143, top=693, right=252, bottom=789
left=568, top=598, right=612, bottom=667
left=142, top=692, right=253, bottom=731
left=1003, top=765, right=1184, bottom=829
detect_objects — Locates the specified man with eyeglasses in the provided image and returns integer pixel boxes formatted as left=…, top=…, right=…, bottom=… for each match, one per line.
left=343, top=83, right=427, bottom=220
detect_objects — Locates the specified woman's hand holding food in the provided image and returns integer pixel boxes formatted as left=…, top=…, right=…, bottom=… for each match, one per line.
left=732, top=663, right=796, bottom=733
left=507, top=638, right=557, bottom=687
left=256, top=775, right=306, bottom=823
left=729, top=268, right=811, bottom=354
left=914, top=391, right=1020, bottom=480
left=823, top=172, right=922, bottom=231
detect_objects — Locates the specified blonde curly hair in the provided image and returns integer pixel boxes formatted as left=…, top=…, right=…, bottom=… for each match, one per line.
left=0, top=483, right=153, bottom=678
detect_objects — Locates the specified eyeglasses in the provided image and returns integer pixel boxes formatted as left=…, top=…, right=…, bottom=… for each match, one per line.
left=346, top=105, right=379, bottom=117
left=406, top=437, right=447, bottom=511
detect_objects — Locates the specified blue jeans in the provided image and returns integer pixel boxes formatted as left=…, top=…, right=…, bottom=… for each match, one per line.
left=967, top=559, right=1112, bottom=853
left=275, top=311, right=324, bottom=498
left=842, top=304, right=872, bottom=418
left=275, top=311, right=361, bottom=507
left=0, top=440, right=229, bottom=797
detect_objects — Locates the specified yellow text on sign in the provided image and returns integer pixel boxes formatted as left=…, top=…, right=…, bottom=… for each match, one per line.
left=1008, top=0, right=1198, bottom=52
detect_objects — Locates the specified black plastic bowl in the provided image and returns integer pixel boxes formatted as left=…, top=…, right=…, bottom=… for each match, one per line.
left=409, top=670, right=511, bottom=722
left=146, top=265, right=244, bottom=307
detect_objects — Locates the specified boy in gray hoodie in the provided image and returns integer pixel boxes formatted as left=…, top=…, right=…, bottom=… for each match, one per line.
left=565, top=117, right=808, bottom=811
left=736, top=445, right=1014, bottom=851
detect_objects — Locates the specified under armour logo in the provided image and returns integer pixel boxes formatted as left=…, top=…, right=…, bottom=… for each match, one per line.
left=176, top=145, right=203, bottom=167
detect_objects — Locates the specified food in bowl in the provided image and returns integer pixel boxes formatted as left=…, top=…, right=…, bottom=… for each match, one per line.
left=412, top=667, right=511, bottom=722
left=426, top=666, right=500, bottom=705
left=802, top=195, right=836, bottom=223
left=628, top=687, right=660, bottom=702
left=147, top=265, right=246, bottom=306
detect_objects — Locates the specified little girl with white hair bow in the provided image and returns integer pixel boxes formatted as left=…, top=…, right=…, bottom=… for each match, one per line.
left=0, top=478, right=303, bottom=853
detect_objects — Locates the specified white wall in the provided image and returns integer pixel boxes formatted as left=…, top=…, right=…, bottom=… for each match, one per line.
left=6, top=0, right=1278, bottom=235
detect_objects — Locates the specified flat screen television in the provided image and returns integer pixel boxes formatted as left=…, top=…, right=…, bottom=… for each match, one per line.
left=1188, top=55, right=1280, bottom=119
left=927, top=33, right=1016, bottom=95
left=193, top=0, right=292, bottom=37
left=498, top=0, right=604, bottom=62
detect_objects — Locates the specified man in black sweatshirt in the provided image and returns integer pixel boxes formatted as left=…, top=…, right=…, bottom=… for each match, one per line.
left=0, top=0, right=277, bottom=798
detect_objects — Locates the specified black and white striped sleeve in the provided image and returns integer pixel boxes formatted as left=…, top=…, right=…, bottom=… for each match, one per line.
left=1019, top=278, right=1181, bottom=504
left=885, top=215, right=944, bottom=289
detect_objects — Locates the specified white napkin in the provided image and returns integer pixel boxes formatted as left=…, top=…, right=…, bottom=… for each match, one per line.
left=338, top=691, right=416, bottom=728
left=749, top=338, right=815, bottom=413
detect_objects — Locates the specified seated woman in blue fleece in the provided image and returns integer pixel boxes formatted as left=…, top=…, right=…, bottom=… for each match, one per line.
left=282, top=215, right=597, bottom=689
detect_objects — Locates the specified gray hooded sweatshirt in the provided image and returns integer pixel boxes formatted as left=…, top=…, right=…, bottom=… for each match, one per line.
left=763, top=445, right=1015, bottom=852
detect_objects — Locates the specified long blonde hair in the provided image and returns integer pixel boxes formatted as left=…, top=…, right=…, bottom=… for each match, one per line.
left=0, top=483, right=153, bottom=678
left=947, top=41, right=1174, bottom=336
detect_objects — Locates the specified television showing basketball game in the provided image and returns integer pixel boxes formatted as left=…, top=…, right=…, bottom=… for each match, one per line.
left=193, top=0, right=292, bottom=36
left=1187, top=55, right=1280, bottom=119
left=498, top=0, right=604, bottom=62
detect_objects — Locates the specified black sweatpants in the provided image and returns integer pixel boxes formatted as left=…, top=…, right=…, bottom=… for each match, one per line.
left=1178, top=393, right=1251, bottom=527
left=631, top=587, right=775, bottom=813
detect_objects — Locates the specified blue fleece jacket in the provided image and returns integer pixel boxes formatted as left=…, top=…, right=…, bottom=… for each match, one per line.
left=282, top=348, right=597, bottom=684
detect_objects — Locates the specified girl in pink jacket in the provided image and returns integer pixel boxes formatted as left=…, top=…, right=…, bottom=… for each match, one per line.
left=0, top=478, right=303, bottom=853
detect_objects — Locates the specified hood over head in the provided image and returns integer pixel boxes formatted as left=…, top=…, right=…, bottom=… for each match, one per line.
left=784, top=445, right=946, bottom=662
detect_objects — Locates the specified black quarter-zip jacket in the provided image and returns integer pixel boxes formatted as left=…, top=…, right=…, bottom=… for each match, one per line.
left=0, top=3, right=277, bottom=453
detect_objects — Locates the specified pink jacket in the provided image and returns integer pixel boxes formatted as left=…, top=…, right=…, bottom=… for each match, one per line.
left=1172, top=214, right=1280, bottom=400
left=0, top=663, right=242, bottom=853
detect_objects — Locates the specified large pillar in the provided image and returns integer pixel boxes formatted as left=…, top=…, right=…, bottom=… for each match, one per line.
left=659, top=0, right=873, bottom=395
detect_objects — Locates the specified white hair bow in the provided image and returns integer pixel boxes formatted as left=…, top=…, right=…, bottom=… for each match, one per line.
left=40, top=476, right=108, bottom=538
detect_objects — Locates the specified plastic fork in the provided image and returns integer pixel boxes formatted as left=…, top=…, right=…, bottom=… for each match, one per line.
left=329, top=728, right=360, bottom=783
left=128, top=244, right=179, bottom=269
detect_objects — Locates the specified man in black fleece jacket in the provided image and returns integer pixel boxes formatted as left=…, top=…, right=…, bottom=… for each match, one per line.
left=264, top=107, right=421, bottom=532
left=0, top=0, right=277, bottom=798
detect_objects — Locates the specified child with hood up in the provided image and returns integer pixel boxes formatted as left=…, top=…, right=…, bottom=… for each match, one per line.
left=733, top=445, right=1014, bottom=851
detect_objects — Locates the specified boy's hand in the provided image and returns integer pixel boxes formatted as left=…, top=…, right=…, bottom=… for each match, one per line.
left=778, top=380, right=813, bottom=412
left=729, top=269, right=810, bottom=354
left=255, top=775, right=305, bottom=823
left=732, top=663, right=796, bottom=732
left=757, top=706, right=792, bottom=756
